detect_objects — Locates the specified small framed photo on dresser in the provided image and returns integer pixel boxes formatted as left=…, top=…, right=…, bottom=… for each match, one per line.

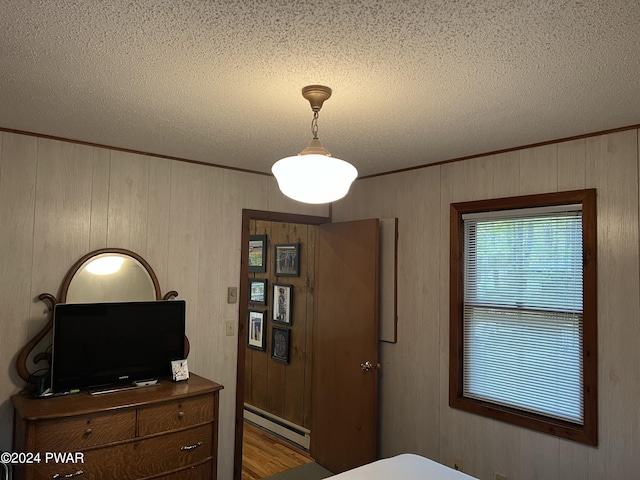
left=171, top=359, right=189, bottom=382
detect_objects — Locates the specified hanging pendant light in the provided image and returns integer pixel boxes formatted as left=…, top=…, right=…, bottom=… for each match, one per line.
left=272, top=85, right=358, bottom=204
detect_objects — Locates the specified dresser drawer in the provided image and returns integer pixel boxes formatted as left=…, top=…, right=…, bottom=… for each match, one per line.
left=25, top=424, right=213, bottom=480
left=155, top=461, right=212, bottom=479
left=138, top=394, right=213, bottom=436
left=33, top=409, right=136, bottom=451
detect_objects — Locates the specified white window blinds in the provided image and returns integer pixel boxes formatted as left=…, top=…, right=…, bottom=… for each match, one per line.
left=462, top=205, right=584, bottom=424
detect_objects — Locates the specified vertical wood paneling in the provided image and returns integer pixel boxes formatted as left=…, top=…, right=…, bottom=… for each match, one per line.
left=193, top=165, right=227, bottom=381
left=453, top=155, right=494, bottom=201
left=438, top=162, right=455, bottom=466
left=519, top=144, right=558, bottom=195
left=557, top=139, right=587, bottom=191
left=519, top=430, right=560, bottom=480
left=303, top=226, right=316, bottom=429
left=390, top=168, right=441, bottom=459
left=265, top=222, right=289, bottom=417
left=167, top=161, right=202, bottom=357
left=284, top=223, right=309, bottom=426
left=585, top=131, right=639, bottom=479
left=107, top=151, right=150, bottom=254
left=145, top=157, right=172, bottom=290
left=31, top=139, right=94, bottom=302
left=88, top=148, right=111, bottom=250
left=492, top=151, right=520, bottom=197
left=0, top=132, right=37, bottom=450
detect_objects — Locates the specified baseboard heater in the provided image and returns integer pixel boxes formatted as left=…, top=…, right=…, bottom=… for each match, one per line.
left=243, top=403, right=311, bottom=450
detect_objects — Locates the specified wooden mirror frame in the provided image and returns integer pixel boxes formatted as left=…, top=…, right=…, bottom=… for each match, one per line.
left=15, top=248, right=183, bottom=382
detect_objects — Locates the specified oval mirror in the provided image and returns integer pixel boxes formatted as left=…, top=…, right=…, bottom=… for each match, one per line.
left=61, top=249, right=160, bottom=303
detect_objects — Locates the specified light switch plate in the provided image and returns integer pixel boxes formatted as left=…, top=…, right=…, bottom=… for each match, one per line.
left=227, top=287, right=237, bottom=303
left=225, top=320, right=235, bottom=336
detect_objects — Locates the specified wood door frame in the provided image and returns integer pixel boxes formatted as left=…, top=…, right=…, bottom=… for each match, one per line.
left=234, top=208, right=331, bottom=480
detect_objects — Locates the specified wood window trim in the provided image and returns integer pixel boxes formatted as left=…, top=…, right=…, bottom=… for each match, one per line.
left=449, top=188, right=598, bottom=446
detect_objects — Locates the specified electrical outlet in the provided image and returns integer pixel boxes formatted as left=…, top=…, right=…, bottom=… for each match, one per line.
left=454, top=458, right=463, bottom=471
left=225, top=320, right=235, bottom=336
left=495, top=474, right=507, bottom=480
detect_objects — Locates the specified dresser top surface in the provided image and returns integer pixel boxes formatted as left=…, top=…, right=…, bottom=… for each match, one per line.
left=12, top=373, right=223, bottom=421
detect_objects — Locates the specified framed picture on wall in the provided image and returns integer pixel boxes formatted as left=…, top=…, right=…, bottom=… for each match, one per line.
left=249, top=279, right=267, bottom=305
left=247, top=309, right=266, bottom=351
left=249, top=235, right=267, bottom=273
left=274, top=243, right=300, bottom=277
left=272, top=283, right=293, bottom=325
left=271, top=327, right=290, bottom=364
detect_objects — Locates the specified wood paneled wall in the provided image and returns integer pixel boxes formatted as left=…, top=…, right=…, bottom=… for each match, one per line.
left=5, top=127, right=639, bottom=479
left=0, top=131, right=329, bottom=480
left=244, top=220, right=316, bottom=429
left=333, top=129, right=640, bottom=479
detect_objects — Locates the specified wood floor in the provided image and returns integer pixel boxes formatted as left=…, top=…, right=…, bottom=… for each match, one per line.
left=242, top=421, right=313, bottom=480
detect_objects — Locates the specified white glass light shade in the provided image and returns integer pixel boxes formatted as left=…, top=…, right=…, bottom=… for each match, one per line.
left=272, top=154, right=358, bottom=204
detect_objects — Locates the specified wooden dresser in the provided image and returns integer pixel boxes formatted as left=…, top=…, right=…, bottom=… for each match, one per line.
left=12, top=373, right=223, bottom=480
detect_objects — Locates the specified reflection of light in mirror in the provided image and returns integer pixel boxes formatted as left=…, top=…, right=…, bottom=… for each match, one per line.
left=86, top=256, right=125, bottom=275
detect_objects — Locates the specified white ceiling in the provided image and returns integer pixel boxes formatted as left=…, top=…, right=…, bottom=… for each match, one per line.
left=1, top=0, right=639, bottom=177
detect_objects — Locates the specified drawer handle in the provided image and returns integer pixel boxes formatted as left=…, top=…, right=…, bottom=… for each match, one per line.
left=180, top=441, right=203, bottom=451
left=52, top=470, right=84, bottom=479
left=85, top=428, right=93, bottom=435
left=178, top=411, right=185, bottom=418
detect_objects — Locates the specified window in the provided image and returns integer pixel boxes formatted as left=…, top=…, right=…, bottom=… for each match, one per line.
left=449, top=189, right=597, bottom=445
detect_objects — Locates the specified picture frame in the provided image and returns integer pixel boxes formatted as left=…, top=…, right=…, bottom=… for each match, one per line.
left=271, top=327, right=290, bottom=364
left=247, top=309, right=266, bottom=351
left=249, top=278, right=267, bottom=305
left=274, top=243, right=300, bottom=277
left=171, top=359, right=189, bottom=382
left=249, top=235, right=267, bottom=273
left=272, top=283, right=293, bottom=325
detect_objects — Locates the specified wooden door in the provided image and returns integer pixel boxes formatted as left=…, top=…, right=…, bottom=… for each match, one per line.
left=311, top=219, right=380, bottom=474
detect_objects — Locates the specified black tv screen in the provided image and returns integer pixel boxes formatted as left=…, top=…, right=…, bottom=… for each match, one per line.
left=51, top=300, right=186, bottom=392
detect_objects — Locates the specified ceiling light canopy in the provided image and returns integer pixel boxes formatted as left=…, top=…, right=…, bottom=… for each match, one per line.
left=272, top=85, right=358, bottom=204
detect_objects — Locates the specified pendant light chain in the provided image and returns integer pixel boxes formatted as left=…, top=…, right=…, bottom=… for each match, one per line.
left=311, top=111, right=319, bottom=140
left=271, top=84, right=357, bottom=204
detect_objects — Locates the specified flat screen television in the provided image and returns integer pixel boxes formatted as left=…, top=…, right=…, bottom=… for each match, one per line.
left=50, top=300, right=186, bottom=393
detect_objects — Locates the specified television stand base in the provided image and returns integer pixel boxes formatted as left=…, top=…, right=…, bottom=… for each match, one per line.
left=88, top=379, right=160, bottom=396
left=133, top=378, right=159, bottom=387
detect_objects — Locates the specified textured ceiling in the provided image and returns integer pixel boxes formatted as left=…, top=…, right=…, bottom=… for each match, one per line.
left=1, top=0, right=639, bottom=177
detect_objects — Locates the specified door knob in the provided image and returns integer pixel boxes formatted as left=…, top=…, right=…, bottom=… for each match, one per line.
left=360, top=361, right=379, bottom=372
